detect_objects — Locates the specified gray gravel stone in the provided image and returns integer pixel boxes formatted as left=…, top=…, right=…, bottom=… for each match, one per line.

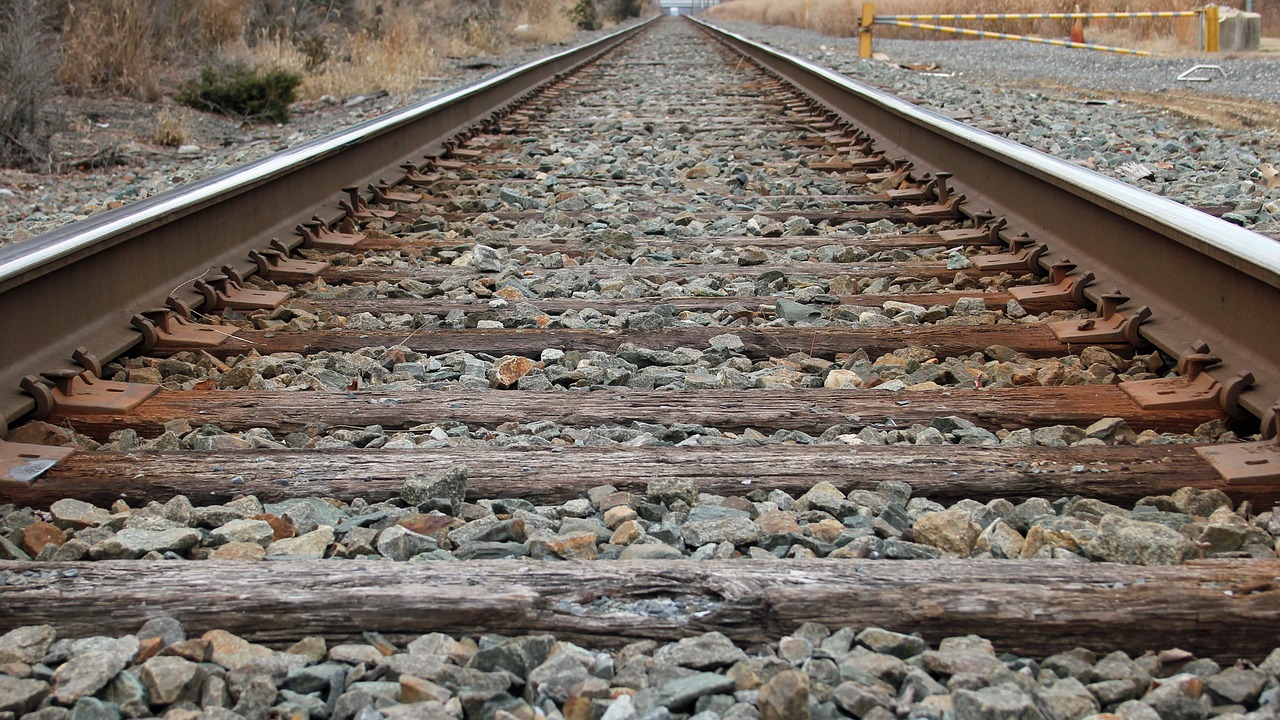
left=0, top=675, right=49, bottom=714
left=1084, top=515, right=1197, bottom=565
left=88, top=528, right=201, bottom=559
left=655, top=633, right=747, bottom=670
left=0, top=625, right=56, bottom=664
left=51, top=637, right=138, bottom=704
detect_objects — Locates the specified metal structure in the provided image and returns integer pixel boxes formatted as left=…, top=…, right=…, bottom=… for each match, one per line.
left=659, top=0, right=722, bottom=16
left=857, top=4, right=1220, bottom=57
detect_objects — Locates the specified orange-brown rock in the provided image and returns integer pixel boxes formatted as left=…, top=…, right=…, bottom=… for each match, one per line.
left=490, top=355, right=536, bottom=388
left=20, top=521, right=66, bottom=557
left=251, top=514, right=296, bottom=541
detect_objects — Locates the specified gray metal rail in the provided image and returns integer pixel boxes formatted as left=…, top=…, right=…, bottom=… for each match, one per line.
left=693, top=17, right=1279, bottom=424
left=0, top=18, right=655, bottom=432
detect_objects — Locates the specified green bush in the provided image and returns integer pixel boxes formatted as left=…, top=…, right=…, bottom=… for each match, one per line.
left=176, top=62, right=302, bottom=124
left=567, top=0, right=599, bottom=30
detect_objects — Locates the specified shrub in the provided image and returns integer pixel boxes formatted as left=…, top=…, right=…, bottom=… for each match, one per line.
left=601, top=0, right=645, bottom=22
left=152, top=107, right=191, bottom=146
left=567, top=0, right=599, bottom=30
left=177, top=62, right=302, bottom=123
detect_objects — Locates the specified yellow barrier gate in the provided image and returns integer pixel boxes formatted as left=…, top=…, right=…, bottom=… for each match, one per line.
left=857, top=5, right=1220, bottom=58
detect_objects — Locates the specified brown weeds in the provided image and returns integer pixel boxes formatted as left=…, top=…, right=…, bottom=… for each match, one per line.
left=152, top=106, right=192, bottom=147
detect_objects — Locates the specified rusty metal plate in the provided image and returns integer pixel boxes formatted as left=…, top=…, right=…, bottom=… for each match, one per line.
left=1196, top=441, right=1280, bottom=485
left=0, top=440, right=75, bottom=484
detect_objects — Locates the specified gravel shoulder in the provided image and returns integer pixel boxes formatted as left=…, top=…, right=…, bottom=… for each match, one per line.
left=710, top=19, right=1280, bottom=237
left=0, top=21, right=642, bottom=248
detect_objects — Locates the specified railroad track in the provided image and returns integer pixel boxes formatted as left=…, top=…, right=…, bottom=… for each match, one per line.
left=2, top=15, right=1279, bottom=720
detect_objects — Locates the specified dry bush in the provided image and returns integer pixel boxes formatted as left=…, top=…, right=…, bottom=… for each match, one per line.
left=506, top=0, right=576, bottom=44
left=59, top=0, right=251, bottom=100
left=0, top=0, right=57, bottom=169
left=299, top=3, right=440, bottom=99
left=707, top=0, right=1203, bottom=49
left=152, top=106, right=191, bottom=146
left=60, top=0, right=167, bottom=99
left=226, top=31, right=311, bottom=75
left=196, top=0, right=249, bottom=45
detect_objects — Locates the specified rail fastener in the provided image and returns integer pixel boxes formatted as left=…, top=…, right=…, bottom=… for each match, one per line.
left=1196, top=403, right=1280, bottom=485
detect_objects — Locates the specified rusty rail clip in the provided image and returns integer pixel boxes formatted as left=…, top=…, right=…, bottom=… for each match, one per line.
left=1009, top=260, right=1094, bottom=306
left=339, top=186, right=397, bottom=221
left=296, top=218, right=365, bottom=250
left=1195, top=403, right=1280, bottom=485
left=132, top=307, right=232, bottom=351
left=883, top=172, right=940, bottom=203
left=862, top=158, right=912, bottom=183
left=906, top=173, right=965, bottom=219
left=20, top=348, right=159, bottom=419
left=399, top=163, right=438, bottom=187
left=1120, top=343, right=1253, bottom=414
left=1048, top=290, right=1150, bottom=346
left=970, top=234, right=1046, bottom=272
left=937, top=216, right=1007, bottom=244
left=248, top=249, right=329, bottom=282
left=368, top=181, right=421, bottom=206
left=425, top=154, right=470, bottom=171
left=194, top=274, right=289, bottom=311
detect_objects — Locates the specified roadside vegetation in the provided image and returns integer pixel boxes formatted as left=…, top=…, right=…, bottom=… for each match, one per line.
left=0, top=0, right=650, bottom=170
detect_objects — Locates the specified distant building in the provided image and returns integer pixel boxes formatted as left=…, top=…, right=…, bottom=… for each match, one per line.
left=659, top=0, right=723, bottom=16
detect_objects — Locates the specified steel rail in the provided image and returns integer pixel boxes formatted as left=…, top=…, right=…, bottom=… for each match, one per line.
left=693, top=16, right=1280, bottom=424
left=0, top=18, right=656, bottom=432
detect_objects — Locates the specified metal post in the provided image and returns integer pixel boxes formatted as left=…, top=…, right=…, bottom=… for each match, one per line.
left=859, top=3, right=875, bottom=58
left=1206, top=4, right=1220, bottom=52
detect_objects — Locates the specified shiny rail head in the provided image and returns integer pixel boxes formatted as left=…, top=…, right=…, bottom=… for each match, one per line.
left=690, top=16, right=1280, bottom=292
left=0, top=16, right=658, bottom=290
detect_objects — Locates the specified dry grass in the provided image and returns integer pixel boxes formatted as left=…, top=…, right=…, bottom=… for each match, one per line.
left=54, top=0, right=586, bottom=109
left=1, top=0, right=57, bottom=169
left=195, top=0, right=248, bottom=46
left=60, top=0, right=167, bottom=100
left=509, top=0, right=578, bottom=44
left=299, top=4, right=441, bottom=100
left=706, top=0, right=1221, bottom=50
left=152, top=106, right=191, bottom=146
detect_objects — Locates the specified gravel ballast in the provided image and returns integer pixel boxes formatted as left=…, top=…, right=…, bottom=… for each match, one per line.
left=0, top=619, right=1278, bottom=720
left=710, top=19, right=1280, bottom=236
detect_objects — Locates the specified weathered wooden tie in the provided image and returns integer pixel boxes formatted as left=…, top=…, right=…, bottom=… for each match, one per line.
left=159, top=325, right=1121, bottom=362
left=9, top=444, right=1272, bottom=509
left=47, top=386, right=1224, bottom=441
left=1, top=559, right=1275, bottom=662
left=319, top=261, right=1007, bottom=285
left=299, top=291, right=1031, bottom=317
